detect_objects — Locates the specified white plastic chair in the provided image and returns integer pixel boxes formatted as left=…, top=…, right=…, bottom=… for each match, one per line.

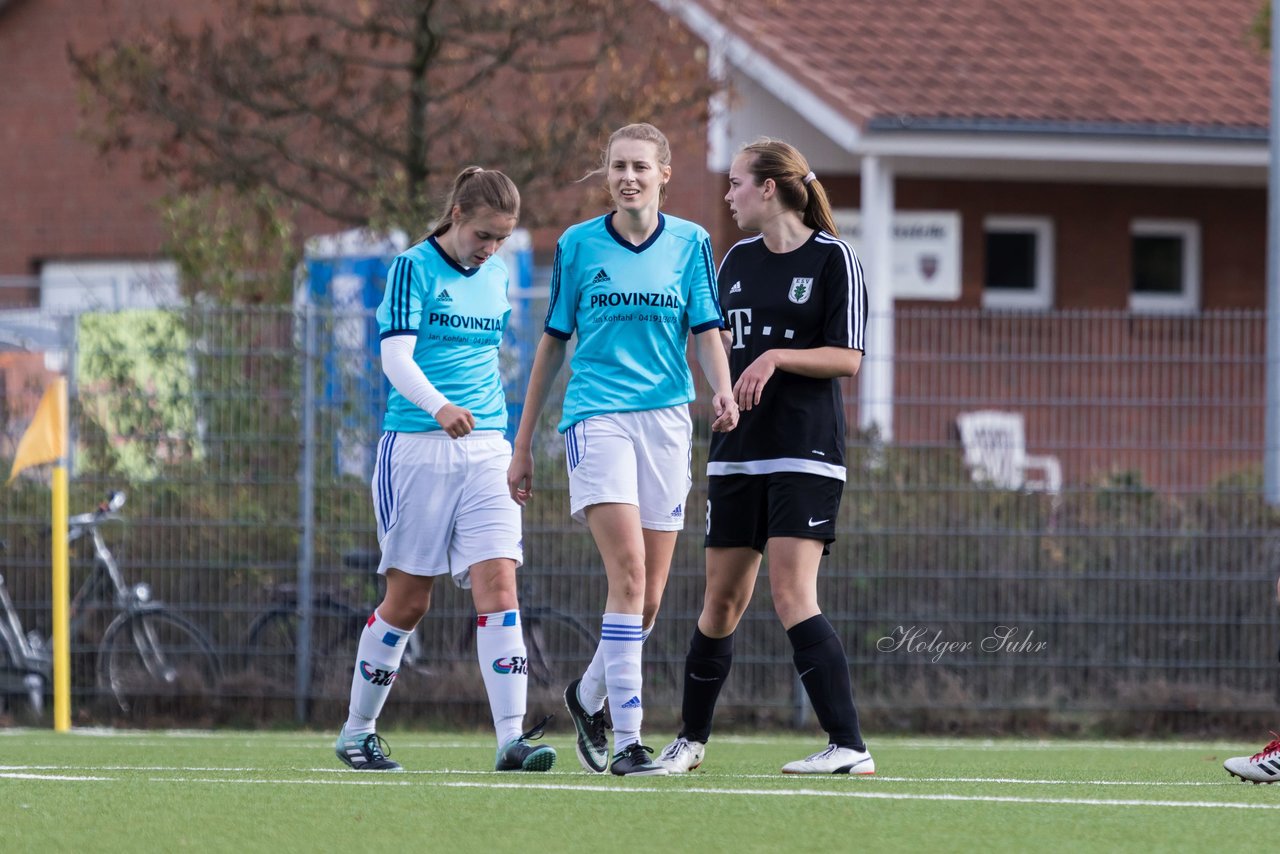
left=955, top=410, right=1062, bottom=497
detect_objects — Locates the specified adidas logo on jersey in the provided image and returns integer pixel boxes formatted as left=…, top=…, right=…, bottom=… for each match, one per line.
left=620, top=695, right=642, bottom=709
left=729, top=281, right=742, bottom=294
left=591, top=269, right=611, bottom=284
left=437, top=289, right=453, bottom=303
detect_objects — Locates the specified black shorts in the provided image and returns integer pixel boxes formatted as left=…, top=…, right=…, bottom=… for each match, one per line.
left=704, top=472, right=843, bottom=554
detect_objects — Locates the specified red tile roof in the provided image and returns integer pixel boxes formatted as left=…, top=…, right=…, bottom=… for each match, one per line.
left=697, top=0, right=1270, bottom=133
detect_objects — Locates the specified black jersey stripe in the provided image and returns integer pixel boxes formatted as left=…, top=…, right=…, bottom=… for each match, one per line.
left=386, top=257, right=401, bottom=329
left=698, top=236, right=722, bottom=318
left=815, top=233, right=867, bottom=351
left=387, top=256, right=414, bottom=331
left=545, top=243, right=563, bottom=328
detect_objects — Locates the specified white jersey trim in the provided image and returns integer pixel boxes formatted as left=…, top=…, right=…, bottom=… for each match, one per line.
left=707, top=457, right=847, bottom=481
left=814, top=232, right=866, bottom=351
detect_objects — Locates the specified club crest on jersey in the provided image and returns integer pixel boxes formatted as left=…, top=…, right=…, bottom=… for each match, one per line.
left=789, top=278, right=814, bottom=304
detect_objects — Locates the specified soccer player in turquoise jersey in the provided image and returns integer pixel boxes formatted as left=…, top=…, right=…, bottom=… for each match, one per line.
left=546, top=208, right=722, bottom=430
left=335, top=167, right=556, bottom=775
left=508, top=123, right=738, bottom=777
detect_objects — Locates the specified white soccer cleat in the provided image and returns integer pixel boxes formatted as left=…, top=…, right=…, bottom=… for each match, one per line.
left=1224, top=732, right=1280, bottom=784
left=781, top=744, right=874, bottom=775
left=657, top=737, right=706, bottom=773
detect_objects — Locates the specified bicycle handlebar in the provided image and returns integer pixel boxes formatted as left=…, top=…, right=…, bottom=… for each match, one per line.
left=64, top=490, right=127, bottom=539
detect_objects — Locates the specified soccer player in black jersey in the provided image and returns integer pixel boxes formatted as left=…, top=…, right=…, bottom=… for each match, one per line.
left=656, top=139, right=873, bottom=775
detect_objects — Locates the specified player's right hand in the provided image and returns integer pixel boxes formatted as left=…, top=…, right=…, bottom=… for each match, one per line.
left=507, top=451, right=535, bottom=506
left=436, top=404, right=475, bottom=438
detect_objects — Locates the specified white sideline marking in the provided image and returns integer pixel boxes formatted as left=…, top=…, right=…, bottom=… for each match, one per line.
left=0, top=773, right=113, bottom=781
left=0, top=765, right=1236, bottom=787
left=748, top=774, right=1230, bottom=788
left=887, top=738, right=1250, bottom=752
left=0, top=729, right=1257, bottom=754
left=158, top=777, right=1280, bottom=809
left=4, top=770, right=1275, bottom=810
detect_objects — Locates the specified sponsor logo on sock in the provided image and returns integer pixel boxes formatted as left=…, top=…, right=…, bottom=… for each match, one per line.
left=359, top=661, right=399, bottom=686
left=591, top=269, right=611, bottom=284
left=492, top=656, right=529, bottom=675
left=620, top=695, right=642, bottom=709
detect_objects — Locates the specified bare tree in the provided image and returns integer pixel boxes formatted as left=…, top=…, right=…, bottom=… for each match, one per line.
left=70, top=0, right=715, bottom=231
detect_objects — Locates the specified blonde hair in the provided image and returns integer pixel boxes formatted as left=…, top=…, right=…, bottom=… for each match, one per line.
left=582, top=123, right=672, bottom=205
left=738, top=138, right=837, bottom=236
left=419, top=166, right=520, bottom=243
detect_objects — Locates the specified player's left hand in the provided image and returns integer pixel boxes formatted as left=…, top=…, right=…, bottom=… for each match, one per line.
left=711, top=392, right=739, bottom=432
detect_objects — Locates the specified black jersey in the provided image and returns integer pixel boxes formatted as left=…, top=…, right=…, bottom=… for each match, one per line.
left=708, top=230, right=867, bottom=479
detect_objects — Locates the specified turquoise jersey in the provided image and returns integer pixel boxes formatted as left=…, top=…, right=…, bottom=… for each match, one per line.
left=545, top=212, right=723, bottom=433
left=377, top=236, right=511, bottom=433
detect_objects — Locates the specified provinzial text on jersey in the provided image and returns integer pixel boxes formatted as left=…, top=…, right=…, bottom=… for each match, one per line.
left=425, top=313, right=505, bottom=331
left=589, top=293, right=679, bottom=309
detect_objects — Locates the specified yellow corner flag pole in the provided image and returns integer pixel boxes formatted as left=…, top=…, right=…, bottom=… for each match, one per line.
left=51, top=454, right=70, bottom=732
left=8, top=377, right=71, bottom=731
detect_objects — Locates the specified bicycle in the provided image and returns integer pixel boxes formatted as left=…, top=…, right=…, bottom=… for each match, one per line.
left=0, top=491, right=221, bottom=716
left=245, top=550, right=597, bottom=700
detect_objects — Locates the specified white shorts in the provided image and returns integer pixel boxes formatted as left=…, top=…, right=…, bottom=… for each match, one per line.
left=372, top=430, right=523, bottom=589
left=563, top=406, right=692, bottom=531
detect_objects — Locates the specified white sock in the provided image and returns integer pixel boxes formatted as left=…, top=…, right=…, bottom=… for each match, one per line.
left=476, top=610, right=527, bottom=746
left=600, top=612, right=645, bottom=751
left=580, top=621, right=651, bottom=715
left=345, top=610, right=411, bottom=735
left=580, top=642, right=608, bottom=714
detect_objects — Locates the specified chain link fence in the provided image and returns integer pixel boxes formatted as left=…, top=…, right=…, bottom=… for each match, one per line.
left=1, top=302, right=1278, bottom=733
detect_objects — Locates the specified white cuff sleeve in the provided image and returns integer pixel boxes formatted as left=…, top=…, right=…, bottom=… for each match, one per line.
left=380, top=335, right=449, bottom=417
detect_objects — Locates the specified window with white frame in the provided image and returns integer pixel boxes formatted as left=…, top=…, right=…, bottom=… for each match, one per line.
left=982, top=216, right=1054, bottom=310
left=1129, top=219, right=1200, bottom=314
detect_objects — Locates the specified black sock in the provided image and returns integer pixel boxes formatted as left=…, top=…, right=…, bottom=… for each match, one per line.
left=677, top=627, right=734, bottom=743
left=787, top=614, right=865, bottom=751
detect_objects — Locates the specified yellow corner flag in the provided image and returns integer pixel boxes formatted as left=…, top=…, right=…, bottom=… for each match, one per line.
left=8, top=377, right=68, bottom=484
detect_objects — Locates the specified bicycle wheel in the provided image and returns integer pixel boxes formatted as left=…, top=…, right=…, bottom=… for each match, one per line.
left=524, top=608, right=597, bottom=691
left=245, top=605, right=362, bottom=699
left=97, top=608, right=221, bottom=715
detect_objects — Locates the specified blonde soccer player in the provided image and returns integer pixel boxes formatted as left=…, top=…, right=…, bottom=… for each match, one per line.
left=507, top=123, right=738, bottom=777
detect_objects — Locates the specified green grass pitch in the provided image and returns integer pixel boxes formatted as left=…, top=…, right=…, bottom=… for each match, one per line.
left=3, top=728, right=1278, bottom=852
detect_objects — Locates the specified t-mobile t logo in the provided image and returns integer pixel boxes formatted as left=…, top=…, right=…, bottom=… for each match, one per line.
left=726, top=308, right=752, bottom=349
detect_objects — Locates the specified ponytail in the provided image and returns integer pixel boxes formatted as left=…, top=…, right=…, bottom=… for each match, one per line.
left=415, top=166, right=521, bottom=244
left=739, top=138, right=838, bottom=236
